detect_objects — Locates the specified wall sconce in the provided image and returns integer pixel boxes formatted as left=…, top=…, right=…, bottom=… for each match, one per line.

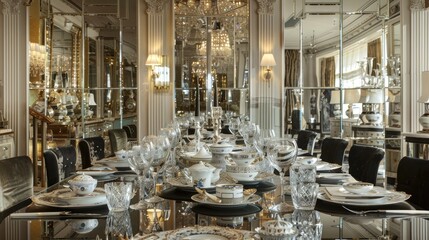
left=146, top=54, right=170, bottom=90
left=260, top=53, right=276, bottom=81
left=418, top=71, right=429, bottom=132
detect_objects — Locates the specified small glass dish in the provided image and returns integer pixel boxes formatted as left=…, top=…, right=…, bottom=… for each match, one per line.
left=343, top=182, right=374, bottom=194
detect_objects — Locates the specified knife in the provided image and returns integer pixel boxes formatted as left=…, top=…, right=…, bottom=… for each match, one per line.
left=11, top=212, right=107, bottom=219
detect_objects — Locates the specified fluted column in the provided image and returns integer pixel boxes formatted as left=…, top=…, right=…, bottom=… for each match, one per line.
left=138, top=0, right=173, bottom=136
left=1, top=0, right=27, bottom=156
left=252, top=0, right=280, bottom=134
left=410, top=7, right=429, bottom=133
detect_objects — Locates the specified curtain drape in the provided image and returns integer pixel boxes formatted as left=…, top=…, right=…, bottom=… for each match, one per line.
left=320, top=57, right=335, bottom=87
left=367, top=38, right=381, bottom=76
left=284, top=50, right=300, bottom=133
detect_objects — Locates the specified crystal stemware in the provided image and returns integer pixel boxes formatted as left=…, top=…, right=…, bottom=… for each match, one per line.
left=266, top=137, right=298, bottom=214
left=129, top=141, right=153, bottom=210
left=228, top=117, right=241, bottom=143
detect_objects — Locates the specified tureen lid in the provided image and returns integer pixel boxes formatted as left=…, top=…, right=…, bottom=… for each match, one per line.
left=189, top=161, right=215, bottom=172
left=192, top=146, right=212, bottom=159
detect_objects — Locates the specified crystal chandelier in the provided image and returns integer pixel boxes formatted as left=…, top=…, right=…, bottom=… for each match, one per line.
left=196, top=27, right=232, bottom=57
left=29, top=42, right=46, bottom=77
left=174, top=0, right=247, bottom=16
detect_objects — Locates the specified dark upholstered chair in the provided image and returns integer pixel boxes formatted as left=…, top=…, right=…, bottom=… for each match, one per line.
left=0, top=156, right=33, bottom=223
left=78, top=136, right=105, bottom=169
left=296, top=130, right=318, bottom=155
left=108, top=129, right=128, bottom=153
left=396, top=157, right=429, bottom=210
left=348, top=145, right=385, bottom=185
left=123, top=124, right=137, bottom=141
left=320, top=137, right=349, bottom=166
left=43, top=146, right=77, bottom=187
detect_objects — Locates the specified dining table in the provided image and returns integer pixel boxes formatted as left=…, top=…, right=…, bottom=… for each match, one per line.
left=6, top=155, right=429, bottom=240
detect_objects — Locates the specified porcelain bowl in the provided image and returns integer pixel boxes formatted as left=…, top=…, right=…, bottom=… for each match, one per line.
left=115, top=150, right=128, bottom=161
left=229, top=151, right=258, bottom=166
left=68, top=219, right=99, bottom=234
left=342, top=182, right=374, bottom=194
left=209, top=143, right=234, bottom=154
left=68, top=175, right=97, bottom=196
left=226, top=164, right=258, bottom=173
left=227, top=171, right=258, bottom=181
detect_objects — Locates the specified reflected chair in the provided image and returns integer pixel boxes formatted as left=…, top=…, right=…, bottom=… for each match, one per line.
left=78, top=136, right=105, bottom=169
left=319, top=137, right=349, bottom=166
left=296, top=130, right=318, bottom=155
left=43, top=146, right=77, bottom=187
left=348, top=145, right=384, bottom=185
left=123, top=124, right=137, bottom=141
left=0, top=156, right=33, bottom=224
left=396, top=156, right=429, bottom=210
left=108, top=129, right=128, bottom=153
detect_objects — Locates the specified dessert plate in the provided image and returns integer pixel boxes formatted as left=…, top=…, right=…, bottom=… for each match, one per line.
left=166, top=226, right=243, bottom=240
left=191, top=194, right=261, bottom=207
left=32, top=188, right=107, bottom=208
left=181, top=152, right=212, bottom=162
left=316, top=162, right=342, bottom=172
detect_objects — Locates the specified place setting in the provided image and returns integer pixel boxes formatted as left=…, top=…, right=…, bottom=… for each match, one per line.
left=31, top=175, right=108, bottom=209
left=318, top=181, right=411, bottom=206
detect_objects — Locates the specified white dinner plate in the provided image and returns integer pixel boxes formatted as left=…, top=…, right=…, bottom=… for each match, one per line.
left=318, top=187, right=410, bottom=206
left=191, top=194, right=261, bottom=207
left=76, top=168, right=116, bottom=176
left=316, top=162, right=342, bottom=171
left=169, top=178, right=216, bottom=192
left=181, top=152, right=212, bottom=162
left=95, top=157, right=130, bottom=168
left=316, top=173, right=352, bottom=184
left=32, top=188, right=107, bottom=208
left=166, top=226, right=243, bottom=240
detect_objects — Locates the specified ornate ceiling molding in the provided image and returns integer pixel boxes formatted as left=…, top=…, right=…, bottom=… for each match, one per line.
left=410, top=0, right=425, bottom=10
left=1, top=0, right=24, bottom=15
left=256, top=0, right=276, bottom=15
left=145, top=0, right=168, bottom=15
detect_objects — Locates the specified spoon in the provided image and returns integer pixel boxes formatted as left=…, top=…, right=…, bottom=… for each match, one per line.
left=195, top=187, right=222, bottom=203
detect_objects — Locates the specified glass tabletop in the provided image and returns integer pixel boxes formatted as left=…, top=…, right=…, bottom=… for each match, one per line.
left=7, top=171, right=429, bottom=240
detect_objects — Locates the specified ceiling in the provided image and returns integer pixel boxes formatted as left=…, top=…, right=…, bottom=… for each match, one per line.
left=284, top=0, right=392, bottom=53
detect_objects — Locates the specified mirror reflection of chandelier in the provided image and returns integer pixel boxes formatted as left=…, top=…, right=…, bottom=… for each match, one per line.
left=174, top=0, right=247, bottom=16
left=196, top=27, right=232, bottom=57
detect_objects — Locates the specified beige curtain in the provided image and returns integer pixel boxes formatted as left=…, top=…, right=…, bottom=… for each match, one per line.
left=367, top=38, right=381, bottom=76
left=284, top=50, right=300, bottom=133
left=320, top=57, right=335, bottom=87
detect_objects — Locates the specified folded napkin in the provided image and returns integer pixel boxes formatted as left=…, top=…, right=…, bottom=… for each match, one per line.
left=324, top=186, right=390, bottom=202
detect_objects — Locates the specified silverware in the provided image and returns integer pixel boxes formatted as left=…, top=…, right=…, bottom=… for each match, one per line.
left=343, top=206, right=429, bottom=216
left=195, top=187, right=222, bottom=203
left=11, top=212, right=107, bottom=219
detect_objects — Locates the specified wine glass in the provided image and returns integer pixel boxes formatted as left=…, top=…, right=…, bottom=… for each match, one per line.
left=254, top=128, right=276, bottom=172
left=239, top=121, right=258, bottom=150
left=266, top=137, right=298, bottom=214
left=129, top=141, right=153, bottom=210
left=228, top=117, right=241, bottom=143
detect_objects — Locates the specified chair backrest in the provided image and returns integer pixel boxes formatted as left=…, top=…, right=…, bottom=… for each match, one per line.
left=348, top=144, right=384, bottom=185
left=320, top=137, right=349, bottom=165
left=297, top=130, right=318, bottom=153
left=43, top=146, right=77, bottom=187
left=123, top=124, right=137, bottom=141
left=108, top=129, right=128, bottom=153
left=396, top=157, right=429, bottom=210
left=0, top=156, right=33, bottom=223
left=78, top=136, right=105, bottom=169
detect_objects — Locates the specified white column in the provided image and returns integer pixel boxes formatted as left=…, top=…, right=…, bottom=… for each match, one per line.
left=410, top=8, right=429, bottom=133
left=1, top=0, right=28, bottom=156
left=252, top=0, right=281, bottom=135
left=138, top=0, right=174, bottom=136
